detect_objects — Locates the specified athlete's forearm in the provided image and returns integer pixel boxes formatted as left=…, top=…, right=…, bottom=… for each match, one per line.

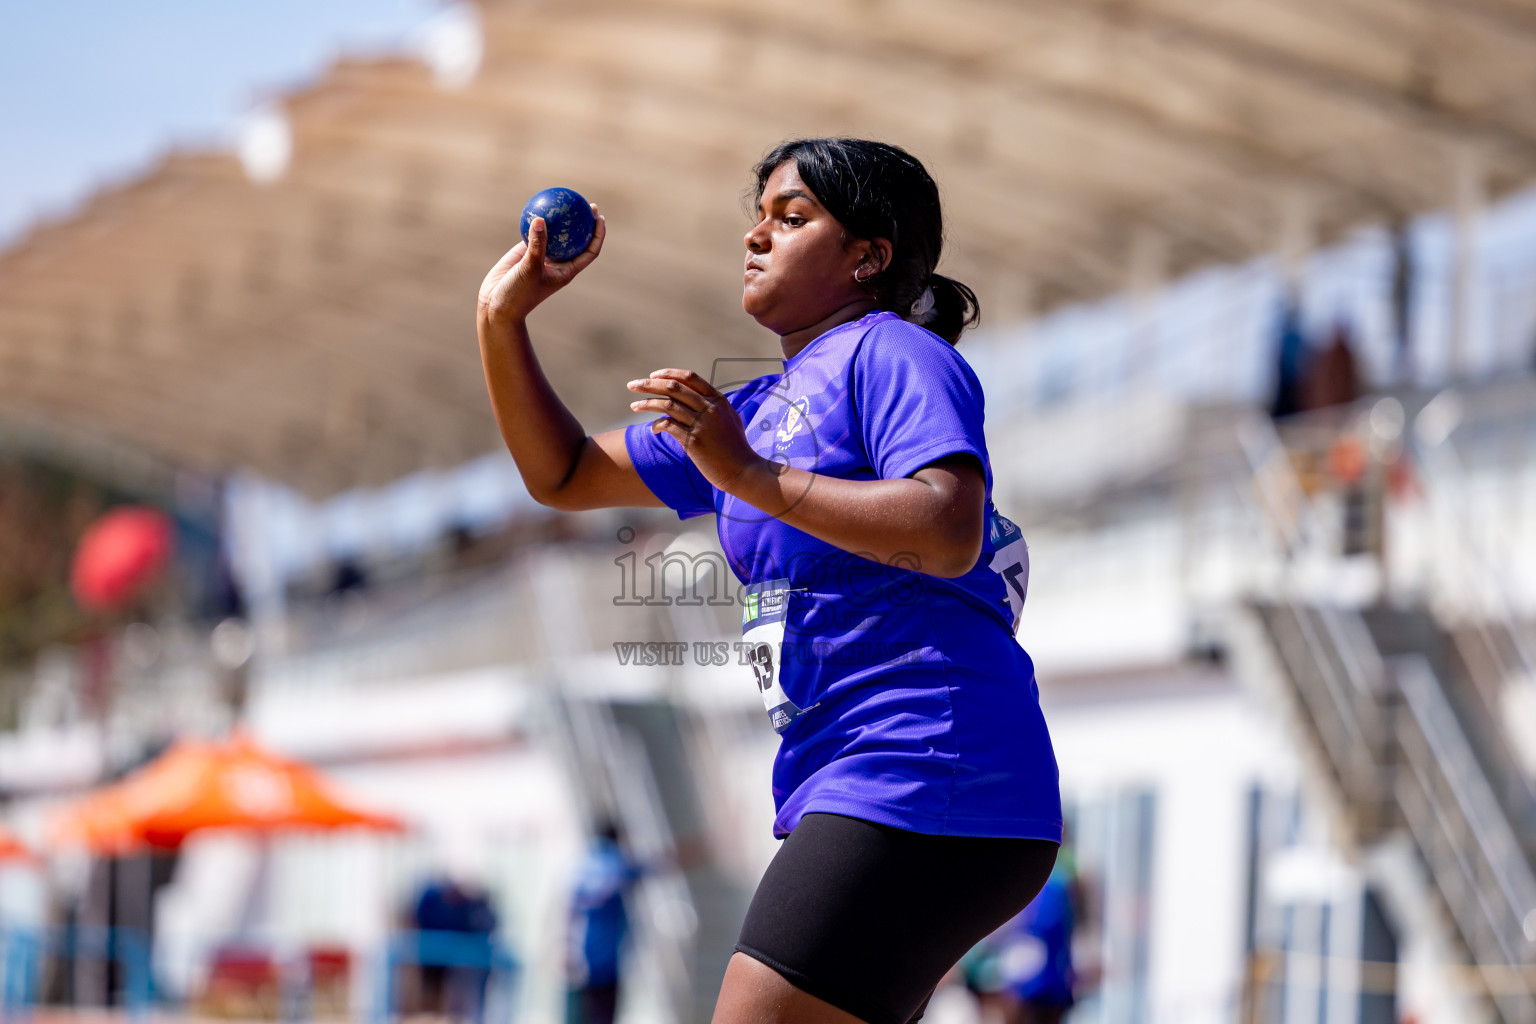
left=726, top=459, right=985, bottom=577
left=477, top=312, right=589, bottom=503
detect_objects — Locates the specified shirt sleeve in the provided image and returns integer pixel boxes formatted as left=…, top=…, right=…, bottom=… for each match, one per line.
left=851, top=320, right=992, bottom=487
left=625, top=421, right=716, bottom=520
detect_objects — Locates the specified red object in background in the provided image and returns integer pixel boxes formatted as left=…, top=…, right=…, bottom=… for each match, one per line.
left=306, top=946, right=351, bottom=985
left=1326, top=436, right=1369, bottom=486
left=0, top=824, right=37, bottom=864
left=206, top=948, right=280, bottom=990
left=70, top=506, right=175, bottom=611
left=1387, top=457, right=1421, bottom=501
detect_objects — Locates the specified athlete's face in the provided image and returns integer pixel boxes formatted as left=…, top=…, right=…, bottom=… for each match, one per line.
left=743, top=162, right=884, bottom=337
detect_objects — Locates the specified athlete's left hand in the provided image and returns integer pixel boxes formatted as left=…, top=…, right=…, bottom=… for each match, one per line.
left=627, top=369, right=765, bottom=492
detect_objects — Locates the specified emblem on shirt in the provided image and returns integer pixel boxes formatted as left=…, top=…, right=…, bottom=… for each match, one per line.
left=776, top=397, right=811, bottom=444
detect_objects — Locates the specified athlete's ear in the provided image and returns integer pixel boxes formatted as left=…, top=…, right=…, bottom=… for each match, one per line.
left=863, top=238, right=893, bottom=275
left=852, top=238, right=893, bottom=283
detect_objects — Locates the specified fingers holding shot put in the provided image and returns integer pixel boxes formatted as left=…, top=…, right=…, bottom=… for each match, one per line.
left=478, top=199, right=605, bottom=322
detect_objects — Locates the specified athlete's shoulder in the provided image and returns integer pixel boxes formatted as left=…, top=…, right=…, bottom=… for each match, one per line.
left=856, top=315, right=981, bottom=382
left=863, top=312, right=943, bottom=343
left=861, top=315, right=966, bottom=354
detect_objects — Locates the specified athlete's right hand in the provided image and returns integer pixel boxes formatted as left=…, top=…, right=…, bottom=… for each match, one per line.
left=477, top=204, right=606, bottom=322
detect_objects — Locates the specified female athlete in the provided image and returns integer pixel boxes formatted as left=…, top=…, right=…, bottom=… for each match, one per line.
left=477, top=138, right=1062, bottom=1024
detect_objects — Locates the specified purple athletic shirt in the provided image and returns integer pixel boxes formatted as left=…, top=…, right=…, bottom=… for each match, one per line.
left=626, top=311, right=1062, bottom=841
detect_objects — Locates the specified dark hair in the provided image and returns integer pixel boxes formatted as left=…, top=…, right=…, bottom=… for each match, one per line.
left=751, top=138, right=980, bottom=344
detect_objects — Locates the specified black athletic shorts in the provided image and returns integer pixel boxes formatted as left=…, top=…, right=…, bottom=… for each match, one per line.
left=735, top=812, right=1059, bottom=1024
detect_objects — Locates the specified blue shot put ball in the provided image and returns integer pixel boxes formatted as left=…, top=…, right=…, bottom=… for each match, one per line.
left=520, top=187, right=596, bottom=262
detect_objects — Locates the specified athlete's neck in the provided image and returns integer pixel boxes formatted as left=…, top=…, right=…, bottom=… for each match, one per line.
left=779, top=299, right=879, bottom=361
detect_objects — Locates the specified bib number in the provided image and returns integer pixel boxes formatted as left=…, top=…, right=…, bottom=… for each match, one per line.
left=988, top=509, right=1030, bottom=635
left=741, top=579, right=816, bottom=734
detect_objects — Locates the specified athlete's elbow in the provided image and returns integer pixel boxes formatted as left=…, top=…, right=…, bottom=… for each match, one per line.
left=529, top=483, right=587, bottom=512
left=908, top=473, right=987, bottom=577
left=522, top=454, right=591, bottom=511
left=516, top=470, right=573, bottom=510
left=927, top=550, right=981, bottom=578
left=923, top=530, right=985, bottom=578
left=530, top=490, right=570, bottom=511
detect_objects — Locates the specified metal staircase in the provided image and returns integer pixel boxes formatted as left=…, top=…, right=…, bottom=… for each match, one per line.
left=1247, top=600, right=1536, bottom=1022
left=1227, top=411, right=1536, bottom=1022
left=532, top=549, right=749, bottom=1024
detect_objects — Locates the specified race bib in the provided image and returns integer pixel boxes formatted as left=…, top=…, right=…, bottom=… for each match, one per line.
left=988, top=508, right=1030, bottom=635
left=741, top=579, right=816, bottom=734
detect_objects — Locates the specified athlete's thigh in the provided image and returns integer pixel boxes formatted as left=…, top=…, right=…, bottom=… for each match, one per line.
left=712, top=952, right=867, bottom=1024
left=722, top=814, right=1056, bottom=1024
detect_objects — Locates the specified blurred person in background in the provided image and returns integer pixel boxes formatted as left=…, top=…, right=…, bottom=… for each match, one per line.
left=1269, top=298, right=1307, bottom=419
left=565, top=820, right=641, bottom=1024
left=1302, top=319, right=1362, bottom=412
left=956, top=843, right=1083, bottom=1024
left=994, top=847, right=1081, bottom=1024
left=955, top=940, right=1009, bottom=1024
left=411, top=872, right=498, bottom=1024
left=478, top=135, right=1061, bottom=1024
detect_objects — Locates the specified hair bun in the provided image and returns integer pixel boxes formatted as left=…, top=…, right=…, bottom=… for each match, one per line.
left=922, top=274, right=980, bottom=344
left=909, top=285, right=936, bottom=318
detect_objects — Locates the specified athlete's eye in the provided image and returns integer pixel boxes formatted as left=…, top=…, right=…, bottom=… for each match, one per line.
left=784, top=215, right=806, bottom=228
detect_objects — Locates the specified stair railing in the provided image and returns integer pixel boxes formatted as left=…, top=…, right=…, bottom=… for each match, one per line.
left=1227, top=408, right=1536, bottom=1020
left=532, top=551, right=700, bottom=1023
left=1394, top=654, right=1536, bottom=1019
left=1410, top=389, right=1536, bottom=703
left=1229, top=415, right=1391, bottom=816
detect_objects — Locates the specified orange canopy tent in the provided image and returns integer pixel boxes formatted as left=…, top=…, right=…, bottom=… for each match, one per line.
left=51, top=734, right=404, bottom=853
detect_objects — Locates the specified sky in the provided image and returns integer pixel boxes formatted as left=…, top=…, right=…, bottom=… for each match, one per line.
left=0, top=0, right=442, bottom=246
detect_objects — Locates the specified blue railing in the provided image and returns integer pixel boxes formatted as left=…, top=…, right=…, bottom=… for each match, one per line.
left=0, top=925, right=153, bottom=1022
left=373, top=930, right=520, bottom=1024
left=0, top=926, right=519, bottom=1024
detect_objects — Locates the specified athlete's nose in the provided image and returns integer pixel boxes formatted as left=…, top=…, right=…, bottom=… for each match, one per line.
left=745, top=223, right=769, bottom=253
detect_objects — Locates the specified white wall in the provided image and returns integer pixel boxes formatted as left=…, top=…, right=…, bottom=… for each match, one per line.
left=1043, top=671, right=1299, bottom=1024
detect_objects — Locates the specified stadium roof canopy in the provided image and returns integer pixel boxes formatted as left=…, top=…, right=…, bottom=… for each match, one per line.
left=4, top=0, right=1536, bottom=495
